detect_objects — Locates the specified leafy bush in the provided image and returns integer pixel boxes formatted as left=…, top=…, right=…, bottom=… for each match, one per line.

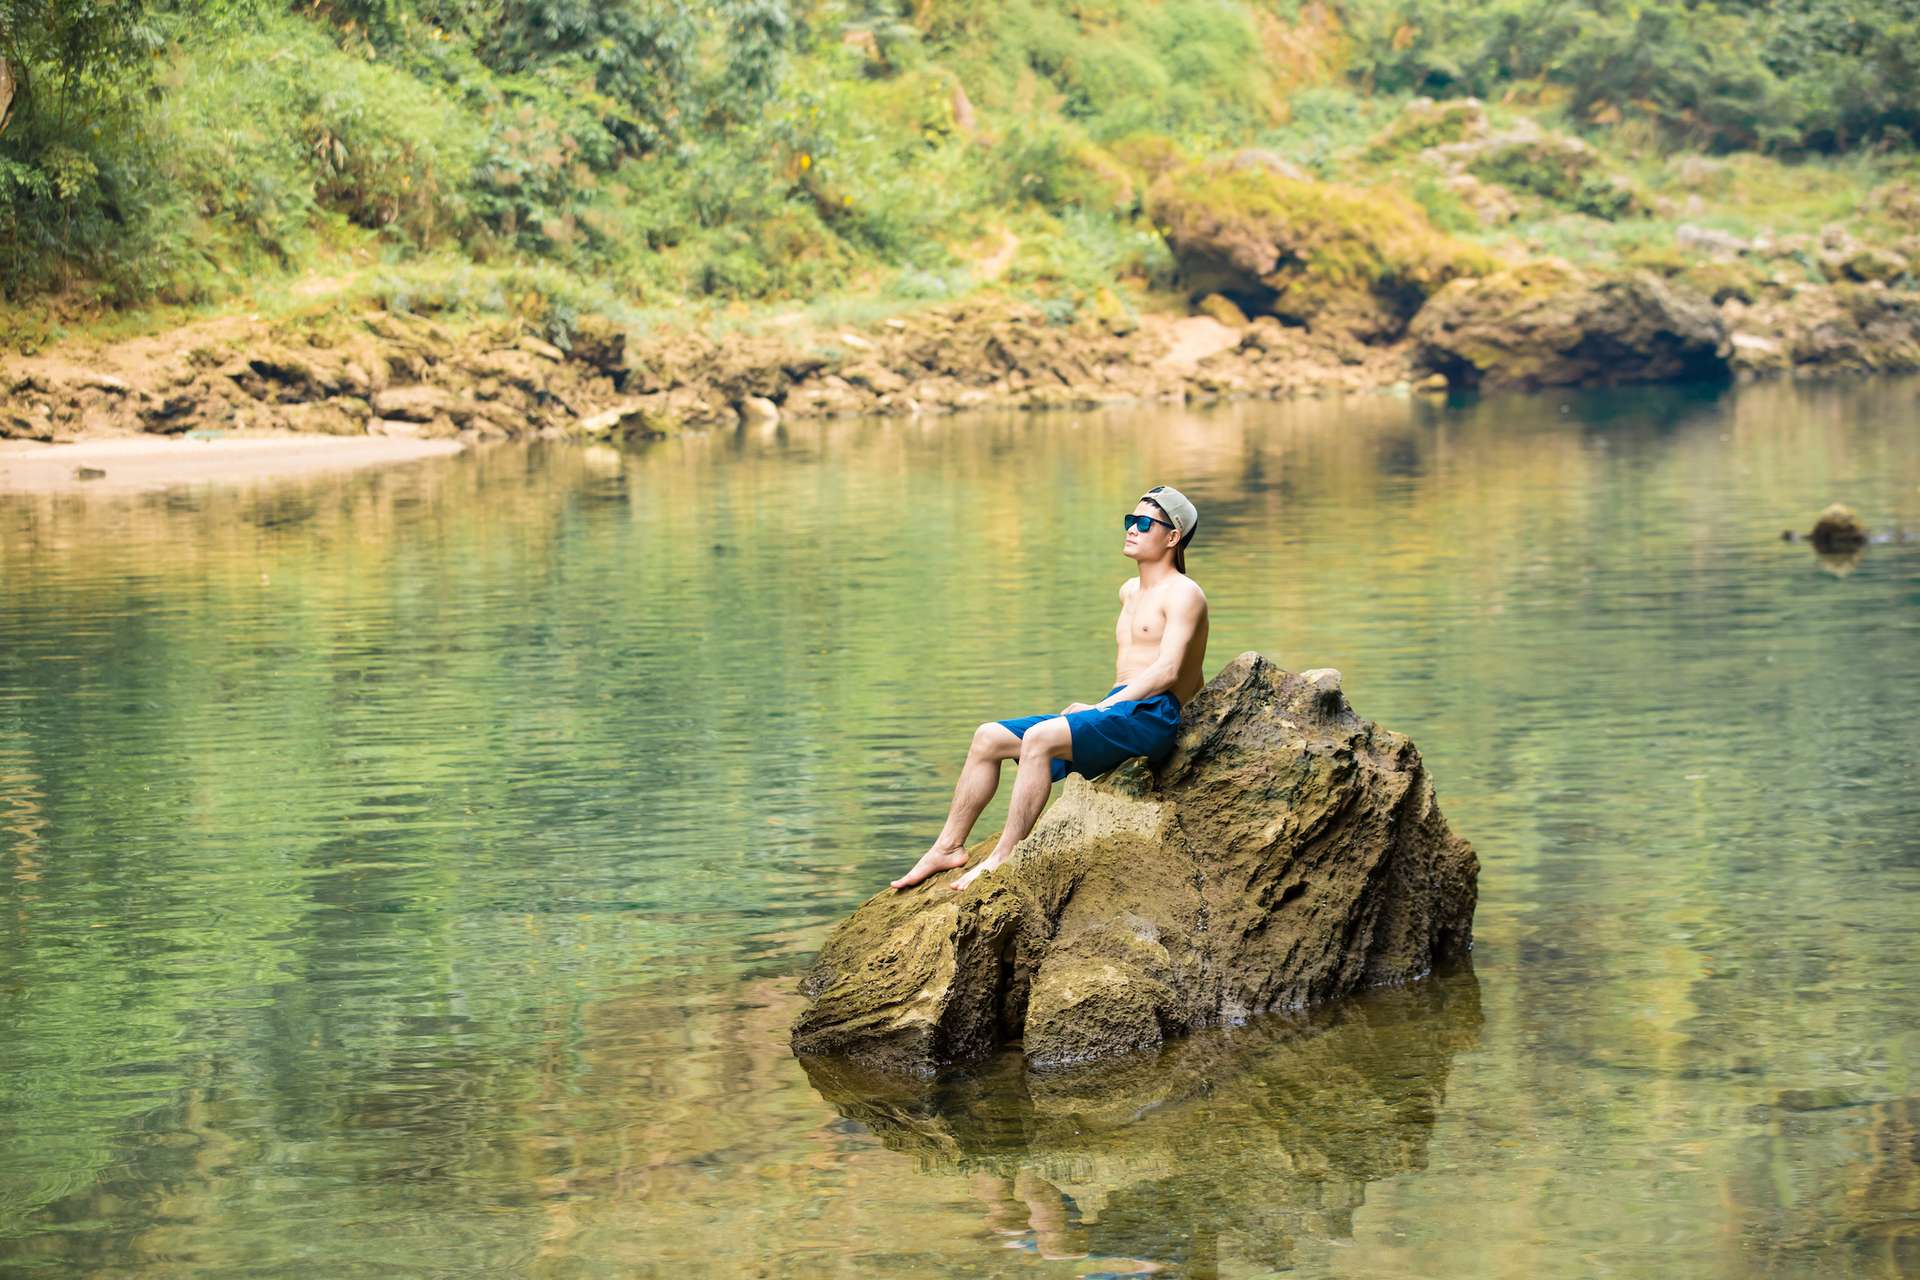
left=6, top=0, right=1914, bottom=316
left=926, top=0, right=1286, bottom=144
left=1336, top=0, right=1919, bottom=153
left=162, top=23, right=484, bottom=244
left=1465, top=132, right=1645, bottom=220
left=0, top=0, right=168, bottom=297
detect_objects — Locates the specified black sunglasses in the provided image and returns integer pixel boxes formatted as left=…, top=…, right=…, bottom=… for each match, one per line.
left=1122, top=512, right=1176, bottom=533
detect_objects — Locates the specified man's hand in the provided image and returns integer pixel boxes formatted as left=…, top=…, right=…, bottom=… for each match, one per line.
left=1059, top=702, right=1095, bottom=715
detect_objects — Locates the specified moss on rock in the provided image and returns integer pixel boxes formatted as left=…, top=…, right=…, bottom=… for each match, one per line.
left=1146, top=162, right=1494, bottom=338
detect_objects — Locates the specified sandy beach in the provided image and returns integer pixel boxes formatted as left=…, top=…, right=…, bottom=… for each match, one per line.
left=0, top=434, right=465, bottom=494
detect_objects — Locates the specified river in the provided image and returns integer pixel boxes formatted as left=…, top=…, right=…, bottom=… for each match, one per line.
left=2, top=378, right=1916, bottom=1277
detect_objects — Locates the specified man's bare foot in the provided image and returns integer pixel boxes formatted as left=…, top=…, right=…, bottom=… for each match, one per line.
left=891, top=844, right=969, bottom=890
left=950, top=850, right=1009, bottom=892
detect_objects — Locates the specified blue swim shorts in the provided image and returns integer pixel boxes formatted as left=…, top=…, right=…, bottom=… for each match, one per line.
left=997, top=682, right=1183, bottom=785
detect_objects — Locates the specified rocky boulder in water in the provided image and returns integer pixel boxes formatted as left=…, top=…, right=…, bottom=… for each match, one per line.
left=790, top=653, right=1479, bottom=1074
left=1411, top=260, right=1728, bottom=389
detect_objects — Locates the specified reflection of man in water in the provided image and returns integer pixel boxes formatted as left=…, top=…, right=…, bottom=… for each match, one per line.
left=891, top=486, right=1210, bottom=892
left=971, top=1170, right=1166, bottom=1272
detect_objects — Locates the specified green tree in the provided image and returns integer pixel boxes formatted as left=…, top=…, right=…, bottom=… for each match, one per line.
left=0, top=0, right=166, bottom=295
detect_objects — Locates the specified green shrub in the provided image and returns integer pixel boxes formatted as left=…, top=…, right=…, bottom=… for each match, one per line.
left=992, top=121, right=1136, bottom=214
left=1465, top=132, right=1645, bottom=220
left=0, top=0, right=169, bottom=297
left=1336, top=0, right=1919, bottom=153
left=163, top=23, right=484, bottom=246
left=1365, top=96, right=1485, bottom=159
left=927, top=0, right=1285, bottom=144
left=1409, top=175, right=1477, bottom=233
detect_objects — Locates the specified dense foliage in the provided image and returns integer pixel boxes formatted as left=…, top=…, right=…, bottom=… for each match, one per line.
left=1340, top=0, right=1920, bottom=152
left=0, top=0, right=1913, bottom=308
left=0, top=0, right=168, bottom=293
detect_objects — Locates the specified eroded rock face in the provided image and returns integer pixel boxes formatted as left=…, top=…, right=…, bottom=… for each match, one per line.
left=1725, top=284, right=1920, bottom=378
left=1411, top=261, right=1729, bottom=389
left=790, top=653, right=1479, bottom=1074
left=1145, top=162, right=1492, bottom=339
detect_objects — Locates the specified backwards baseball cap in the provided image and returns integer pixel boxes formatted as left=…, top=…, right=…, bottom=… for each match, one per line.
left=1140, top=485, right=1199, bottom=542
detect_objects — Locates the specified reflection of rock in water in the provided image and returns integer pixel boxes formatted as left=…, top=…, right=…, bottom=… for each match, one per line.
left=1814, top=546, right=1866, bottom=577
left=803, top=966, right=1482, bottom=1276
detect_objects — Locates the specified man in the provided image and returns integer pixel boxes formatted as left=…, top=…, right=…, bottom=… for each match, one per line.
left=891, top=485, right=1210, bottom=892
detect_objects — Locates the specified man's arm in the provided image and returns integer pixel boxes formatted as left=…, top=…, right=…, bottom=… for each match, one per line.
left=1097, top=586, right=1204, bottom=707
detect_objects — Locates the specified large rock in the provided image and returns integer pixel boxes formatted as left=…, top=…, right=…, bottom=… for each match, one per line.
left=1145, top=164, right=1492, bottom=339
left=791, top=653, right=1479, bottom=1074
left=1726, top=284, right=1920, bottom=377
left=1410, top=261, right=1729, bottom=389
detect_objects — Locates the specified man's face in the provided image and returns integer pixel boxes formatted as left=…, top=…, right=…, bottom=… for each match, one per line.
left=1124, top=501, right=1178, bottom=563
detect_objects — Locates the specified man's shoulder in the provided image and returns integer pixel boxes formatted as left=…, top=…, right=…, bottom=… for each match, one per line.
left=1171, top=574, right=1208, bottom=607
left=1127, top=574, right=1207, bottom=609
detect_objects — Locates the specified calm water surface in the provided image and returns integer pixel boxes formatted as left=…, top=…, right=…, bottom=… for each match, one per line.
left=1, top=379, right=1917, bottom=1277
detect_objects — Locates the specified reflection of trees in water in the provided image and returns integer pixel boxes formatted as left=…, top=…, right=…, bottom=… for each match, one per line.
left=1732, top=1091, right=1920, bottom=1277
left=804, top=966, right=1482, bottom=1277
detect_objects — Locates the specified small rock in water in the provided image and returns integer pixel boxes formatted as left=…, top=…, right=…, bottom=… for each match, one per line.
left=73, top=466, right=106, bottom=480
left=1807, top=502, right=1869, bottom=552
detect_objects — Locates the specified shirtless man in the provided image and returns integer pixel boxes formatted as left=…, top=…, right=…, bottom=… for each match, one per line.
left=891, top=485, right=1210, bottom=892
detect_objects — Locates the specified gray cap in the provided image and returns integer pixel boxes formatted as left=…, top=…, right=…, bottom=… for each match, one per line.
left=1140, top=485, right=1198, bottom=541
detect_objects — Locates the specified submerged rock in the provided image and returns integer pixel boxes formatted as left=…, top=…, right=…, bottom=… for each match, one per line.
left=790, top=652, right=1479, bottom=1074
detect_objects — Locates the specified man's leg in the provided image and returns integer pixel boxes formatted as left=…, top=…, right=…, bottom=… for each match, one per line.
left=892, top=722, right=1022, bottom=889
left=951, top=716, right=1070, bottom=891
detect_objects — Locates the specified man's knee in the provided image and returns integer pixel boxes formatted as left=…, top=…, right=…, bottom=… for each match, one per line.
left=1019, top=718, right=1070, bottom=760
left=972, top=722, right=1018, bottom=758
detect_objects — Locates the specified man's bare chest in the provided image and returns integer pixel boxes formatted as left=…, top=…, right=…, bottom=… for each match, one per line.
left=1116, top=591, right=1169, bottom=644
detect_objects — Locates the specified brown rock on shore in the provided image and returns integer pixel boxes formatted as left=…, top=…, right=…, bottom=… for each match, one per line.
left=790, top=653, right=1479, bottom=1075
left=1411, top=261, right=1729, bottom=389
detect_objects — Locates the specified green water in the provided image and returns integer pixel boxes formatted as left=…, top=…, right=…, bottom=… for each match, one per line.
left=1, top=379, right=1916, bottom=1277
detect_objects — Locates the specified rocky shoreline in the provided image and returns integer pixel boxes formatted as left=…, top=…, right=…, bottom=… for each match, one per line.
left=8, top=91, right=1920, bottom=454
left=4, top=266, right=1917, bottom=456
left=0, top=297, right=1420, bottom=450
